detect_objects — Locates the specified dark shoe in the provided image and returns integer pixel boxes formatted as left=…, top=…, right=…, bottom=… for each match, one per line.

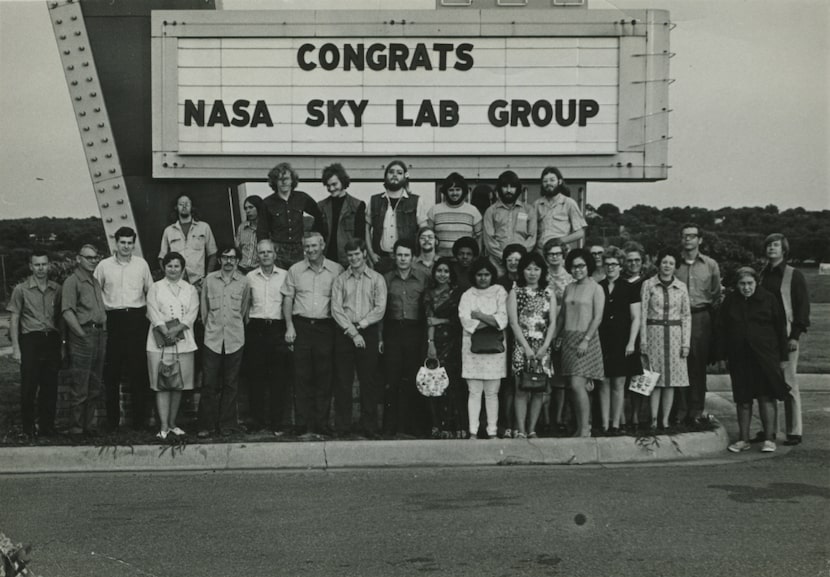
left=783, top=435, right=802, bottom=446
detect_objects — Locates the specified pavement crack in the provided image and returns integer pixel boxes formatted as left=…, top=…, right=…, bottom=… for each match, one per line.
left=323, top=441, right=329, bottom=469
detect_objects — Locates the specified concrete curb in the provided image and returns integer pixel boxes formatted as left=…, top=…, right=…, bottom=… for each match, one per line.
left=0, top=423, right=731, bottom=474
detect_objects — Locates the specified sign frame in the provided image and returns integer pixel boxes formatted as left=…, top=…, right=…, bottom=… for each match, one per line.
left=152, top=9, right=670, bottom=182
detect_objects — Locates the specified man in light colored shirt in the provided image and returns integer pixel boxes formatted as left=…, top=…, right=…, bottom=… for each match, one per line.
left=675, top=223, right=721, bottom=426
left=412, top=226, right=437, bottom=276
left=382, top=239, right=429, bottom=438
left=367, top=159, right=429, bottom=273
left=94, top=226, right=153, bottom=431
left=534, top=167, right=587, bottom=252
left=483, top=170, right=537, bottom=276
left=7, top=250, right=62, bottom=438
left=197, top=245, right=250, bottom=437
left=427, top=172, right=483, bottom=257
left=245, top=239, right=290, bottom=435
left=282, top=232, right=344, bottom=438
left=331, top=238, right=387, bottom=438
left=158, top=194, right=217, bottom=290
left=62, top=244, right=108, bottom=436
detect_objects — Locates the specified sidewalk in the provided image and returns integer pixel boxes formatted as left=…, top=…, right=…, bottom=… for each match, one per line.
left=0, top=392, right=743, bottom=474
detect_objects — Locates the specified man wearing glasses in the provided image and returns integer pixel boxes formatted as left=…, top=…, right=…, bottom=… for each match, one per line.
left=62, top=244, right=108, bottom=435
left=197, top=246, right=251, bottom=437
left=676, top=223, right=721, bottom=426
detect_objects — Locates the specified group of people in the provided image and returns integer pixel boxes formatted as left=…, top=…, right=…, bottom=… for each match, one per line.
left=7, top=160, right=810, bottom=452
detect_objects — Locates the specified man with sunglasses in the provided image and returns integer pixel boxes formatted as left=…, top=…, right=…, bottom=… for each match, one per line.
left=62, top=244, right=108, bottom=435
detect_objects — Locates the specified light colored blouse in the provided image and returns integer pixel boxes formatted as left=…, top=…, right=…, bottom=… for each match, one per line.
left=146, top=278, right=199, bottom=353
left=459, top=284, right=509, bottom=335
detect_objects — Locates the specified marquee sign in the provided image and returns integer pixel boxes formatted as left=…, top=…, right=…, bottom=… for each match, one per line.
left=152, top=10, right=670, bottom=181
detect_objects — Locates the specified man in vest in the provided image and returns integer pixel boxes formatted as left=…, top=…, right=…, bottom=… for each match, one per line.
left=760, top=233, right=810, bottom=446
left=366, top=159, right=428, bottom=274
left=318, top=163, right=366, bottom=268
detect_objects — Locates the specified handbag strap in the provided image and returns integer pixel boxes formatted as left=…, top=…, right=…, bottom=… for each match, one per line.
left=161, top=342, right=179, bottom=362
left=424, top=357, right=441, bottom=369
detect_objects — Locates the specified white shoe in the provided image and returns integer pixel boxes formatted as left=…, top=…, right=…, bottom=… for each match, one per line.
left=170, top=427, right=186, bottom=436
left=761, top=440, right=777, bottom=453
left=156, top=430, right=169, bottom=440
left=728, top=440, right=750, bottom=453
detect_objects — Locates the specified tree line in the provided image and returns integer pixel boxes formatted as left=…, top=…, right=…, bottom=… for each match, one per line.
left=1, top=205, right=827, bottom=300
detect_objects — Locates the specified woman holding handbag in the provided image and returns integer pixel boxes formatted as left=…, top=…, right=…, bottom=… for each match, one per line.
left=146, top=252, right=199, bottom=440
left=459, top=258, right=508, bottom=439
left=508, top=252, right=557, bottom=439
left=425, top=257, right=464, bottom=438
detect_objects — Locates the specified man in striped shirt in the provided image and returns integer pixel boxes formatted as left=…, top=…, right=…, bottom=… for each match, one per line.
left=427, top=172, right=483, bottom=258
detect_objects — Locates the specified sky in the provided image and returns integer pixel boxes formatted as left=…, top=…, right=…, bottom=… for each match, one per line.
left=0, top=0, right=827, bottom=218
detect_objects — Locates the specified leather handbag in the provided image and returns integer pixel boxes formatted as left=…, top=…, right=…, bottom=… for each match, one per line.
left=470, top=325, right=504, bottom=354
left=157, top=345, right=184, bottom=391
left=519, top=359, right=547, bottom=392
left=415, top=358, right=449, bottom=397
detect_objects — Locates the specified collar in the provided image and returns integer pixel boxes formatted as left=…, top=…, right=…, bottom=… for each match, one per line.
left=765, top=260, right=786, bottom=273
left=254, top=266, right=285, bottom=278
left=301, top=258, right=337, bottom=273
left=346, top=266, right=372, bottom=279
left=172, top=219, right=199, bottom=232
left=682, top=251, right=707, bottom=265
left=74, top=267, right=95, bottom=283
left=26, top=276, right=57, bottom=291
left=382, top=189, right=410, bottom=201
left=493, top=199, right=525, bottom=210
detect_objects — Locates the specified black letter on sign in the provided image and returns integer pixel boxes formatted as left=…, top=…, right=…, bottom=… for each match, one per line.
left=327, top=100, right=347, bottom=127
left=439, top=100, right=459, bottom=127
left=251, top=100, right=273, bottom=127
left=410, top=43, right=432, bottom=71
left=488, top=99, right=508, bottom=128
left=396, top=99, right=413, bottom=127
left=231, top=100, right=251, bottom=127
left=297, top=43, right=316, bottom=71
left=306, top=99, right=325, bottom=127
left=433, top=43, right=453, bottom=70
left=454, top=43, right=474, bottom=71
left=555, top=99, right=576, bottom=127
left=208, top=100, right=230, bottom=127
left=348, top=100, right=369, bottom=128
left=578, top=100, right=600, bottom=126
left=184, top=99, right=204, bottom=127
left=388, top=43, right=409, bottom=71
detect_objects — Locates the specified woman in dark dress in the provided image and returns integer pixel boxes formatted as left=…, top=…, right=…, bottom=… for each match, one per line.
left=598, top=246, right=642, bottom=434
left=425, top=257, right=465, bottom=438
left=719, top=267, right=790, bottom=454
left=496, top=243, right=527, bottom=438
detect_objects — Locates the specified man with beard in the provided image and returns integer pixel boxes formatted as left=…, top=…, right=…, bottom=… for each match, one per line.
left=159, top=195, right=217, bottom=291
left=258, top=162, right=327, bottom=270
left=534, top=167, right=586, bottom=254
left=482, top=170, right=537, bottom=276
left=427, top=172, right=483, bottom=258
left=367, top=159, right=428, bottom=274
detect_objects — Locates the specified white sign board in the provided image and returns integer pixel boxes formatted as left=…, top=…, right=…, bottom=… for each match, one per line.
left=177, top=37, right=619, bottom=156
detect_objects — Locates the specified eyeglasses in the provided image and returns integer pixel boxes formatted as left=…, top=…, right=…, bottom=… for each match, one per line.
left=220, top=255, right=238, bottom=261
left=590, top=251, right=604, bottom=256
left=604, top=262, right=620, bottom=267
left=571, top=263, right=587, bottom=270
left=626, top=258, right=642, bottom=263
left=80, top=254, right=100, bottom=261
left=546, top=252, right=563, bottom=257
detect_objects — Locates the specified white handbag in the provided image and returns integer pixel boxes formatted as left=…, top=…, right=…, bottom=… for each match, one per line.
left=629, top=369, right=660, bottom=396
left=415, top=358, right=449, bottom=397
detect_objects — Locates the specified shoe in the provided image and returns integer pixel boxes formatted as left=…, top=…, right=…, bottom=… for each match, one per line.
left=502, top=428, right=512, bottom=439
left=750, top=432, right=776, bottom=443
left=783, top=435, right=802, bottom=446
left=469, top=434, right=478, bottom=440
left=761, top=440, right=777, bottom=453
left=728, top=440, right=751, bottom=453
left=272, top=430, right=285, bottom=438
left=298, top=432, right=323, bottom=442
left=196, top=430, right=211, bottom=439
left=515, top=432, right=527, bottom=439
left=156, top=430, right=169, bottom=440
left=528, top=432, right=538, bottom=439
left=170, top=427, right=186, bottom=436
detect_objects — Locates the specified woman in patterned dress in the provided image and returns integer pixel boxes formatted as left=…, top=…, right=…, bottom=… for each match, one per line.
left=425, top=257, right=464, bottom=438
left=555, top=248, right=605, bottom=437
left=640, top=248, right=691, bottom=430
left=459, top=258, right=509, bottom=439
left=508, top=252, right=557, bottom=438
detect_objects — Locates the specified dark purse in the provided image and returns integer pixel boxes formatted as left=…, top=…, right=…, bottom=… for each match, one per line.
left=157, top=345, right=184, bottom=391
left=470, top=325, right=505, bottom=354
left=519, top=358, right=547, bottom=392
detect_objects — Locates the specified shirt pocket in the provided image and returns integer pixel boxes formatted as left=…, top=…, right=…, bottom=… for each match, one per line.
left=190, top=233, right=207, bottom=252
left=515, top=212, right=529, bottom=237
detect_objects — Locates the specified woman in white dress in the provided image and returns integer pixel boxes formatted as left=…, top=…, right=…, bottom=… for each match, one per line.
left=146, top=252, right=199, bottom=439
left=459, top=258, right=509, bottom=439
